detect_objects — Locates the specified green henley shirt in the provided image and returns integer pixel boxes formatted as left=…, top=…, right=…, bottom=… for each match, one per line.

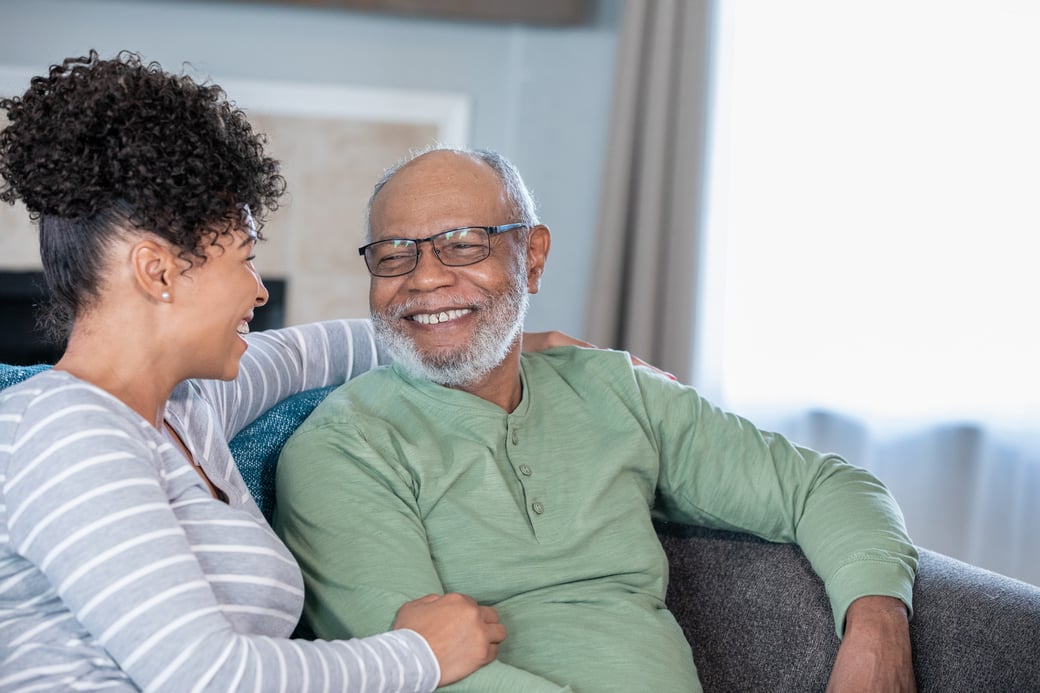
left=274, top=346, right=917, bottom=692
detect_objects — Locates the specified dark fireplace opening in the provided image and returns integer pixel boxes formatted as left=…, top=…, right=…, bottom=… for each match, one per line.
left=0, top=271, right=286, bottom=366
left=0, top=272, right=51, bottom=366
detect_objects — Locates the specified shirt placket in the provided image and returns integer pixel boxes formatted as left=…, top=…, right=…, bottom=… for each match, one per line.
left=504, top=418, right=559, bottom=542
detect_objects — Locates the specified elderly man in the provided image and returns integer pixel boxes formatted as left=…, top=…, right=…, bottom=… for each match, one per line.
left=274, top=146, right=918, bottom=692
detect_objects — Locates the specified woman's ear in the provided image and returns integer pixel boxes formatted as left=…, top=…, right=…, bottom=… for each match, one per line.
left=525, top=224, right=551, bottom=294
left=130, top=239, right=177, bottom=303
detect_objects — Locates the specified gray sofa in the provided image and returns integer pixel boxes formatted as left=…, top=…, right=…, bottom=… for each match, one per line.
left=4, top=364, right=1039, bottom=691
left=657, top=522, right=1040, bottom=691
left=226, top=381, right=1040, bottom=692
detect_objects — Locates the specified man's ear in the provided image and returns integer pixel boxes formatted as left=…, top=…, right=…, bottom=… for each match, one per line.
left=130, top=239, right=178, bottom=303
left=525, top=224, right=551, bottom=294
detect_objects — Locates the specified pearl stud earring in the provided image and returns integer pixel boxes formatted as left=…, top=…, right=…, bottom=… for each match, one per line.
left=161, top=291, right=171, bottom=302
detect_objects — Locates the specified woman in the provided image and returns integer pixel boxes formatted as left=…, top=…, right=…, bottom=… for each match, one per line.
left=0, top=50, right=587, bottom=691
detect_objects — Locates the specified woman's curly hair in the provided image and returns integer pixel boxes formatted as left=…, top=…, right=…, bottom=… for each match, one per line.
left=0, top=50, right=286, bottom=341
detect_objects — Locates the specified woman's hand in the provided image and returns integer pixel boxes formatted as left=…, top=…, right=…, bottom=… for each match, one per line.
left=522, top=330, right=597, bottom=353
left=522, top=331, right=676, bottom=381
left=393, top=592, right=506, bottom=686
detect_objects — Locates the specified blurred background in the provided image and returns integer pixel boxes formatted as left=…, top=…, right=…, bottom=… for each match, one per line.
left=1, top=0, right=1037, bottom=587
left=0, top=0, right=622, bottom=343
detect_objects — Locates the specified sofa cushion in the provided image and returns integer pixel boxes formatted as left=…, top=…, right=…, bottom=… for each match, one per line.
left=228, top=385, right=336, bottom=523
left=0, top=363, right=51, bottom=390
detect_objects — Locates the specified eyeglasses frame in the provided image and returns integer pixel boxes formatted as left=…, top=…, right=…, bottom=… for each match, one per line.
left=358, top=223, right=528, bottom=277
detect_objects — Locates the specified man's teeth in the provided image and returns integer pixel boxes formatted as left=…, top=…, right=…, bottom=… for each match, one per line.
left=237, top=323, right=250, bottom=335
left=411, top=309, right=471, bottom=325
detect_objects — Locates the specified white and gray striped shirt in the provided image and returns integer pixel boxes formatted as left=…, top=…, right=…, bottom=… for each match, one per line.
left=0, top=320, right=440, bottom=692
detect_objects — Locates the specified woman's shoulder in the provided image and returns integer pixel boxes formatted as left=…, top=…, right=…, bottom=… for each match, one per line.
left=1, top=369, right=148, bottom=441
left=1, top=368, right=70, bottom=413
left=1, top=371, right=163, bottom=495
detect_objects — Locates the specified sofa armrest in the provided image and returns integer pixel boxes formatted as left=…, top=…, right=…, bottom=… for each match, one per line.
left=656, top=521, right=1040, bottom=692
left=910, top=546, right=1040, bottom=691
left=657, top=522, right=835, bottom=691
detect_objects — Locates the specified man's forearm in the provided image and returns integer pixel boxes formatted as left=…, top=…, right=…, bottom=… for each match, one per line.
left=827, top=595, right=916, bottom=692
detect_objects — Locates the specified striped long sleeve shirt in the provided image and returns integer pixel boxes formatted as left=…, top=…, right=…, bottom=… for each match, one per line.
left=0, top=320, right=440, bottom=692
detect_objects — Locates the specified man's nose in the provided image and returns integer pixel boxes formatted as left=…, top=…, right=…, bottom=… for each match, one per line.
left=408, top=245, right=455, bottom=289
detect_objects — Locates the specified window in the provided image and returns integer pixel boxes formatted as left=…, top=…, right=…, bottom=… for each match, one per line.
left=700, top=0, right=1040, bottom=433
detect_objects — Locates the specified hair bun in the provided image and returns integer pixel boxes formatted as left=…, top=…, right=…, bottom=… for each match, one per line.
left=0, top=50, right=285, bottom=237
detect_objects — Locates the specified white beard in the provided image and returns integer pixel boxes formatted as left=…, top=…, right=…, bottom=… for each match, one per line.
left=372, top=270, right=530, bottom=388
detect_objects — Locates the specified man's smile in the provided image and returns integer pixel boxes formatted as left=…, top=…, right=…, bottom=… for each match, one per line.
left=406, top=308, right=473, bottom=325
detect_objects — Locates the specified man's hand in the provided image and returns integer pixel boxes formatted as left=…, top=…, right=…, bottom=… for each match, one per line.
left=521, top=331, right=677, bottom=380
left=827, top=595, right=916, bottom=693
left=393, top=592, right=506, bottom=686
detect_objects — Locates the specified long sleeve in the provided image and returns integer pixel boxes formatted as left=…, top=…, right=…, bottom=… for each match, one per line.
left=202, top=319, right=385, bottom=440
left=169, top=319, right=386, bottom=516
left=274, top=346, right=915, bottom=690
left=274, top=407, right=571, bottom=693
left=0, top=373, right=440, bottom=692
left=632, top=364, right=918, bottom=636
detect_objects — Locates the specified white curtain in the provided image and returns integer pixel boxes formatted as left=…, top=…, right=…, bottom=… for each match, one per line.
left=747, top=410, right=1040, bottom=586
left=700, top=0, right=1040, bottom=586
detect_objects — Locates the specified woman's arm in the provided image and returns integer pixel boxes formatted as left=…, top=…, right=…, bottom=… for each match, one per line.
left=522, top=331, right=676, bottom=379
left=4, top=386, right=443, bottom=692
left=204, top=319, right=382, bottom=438
left=206, top=321, right=661, bottom=439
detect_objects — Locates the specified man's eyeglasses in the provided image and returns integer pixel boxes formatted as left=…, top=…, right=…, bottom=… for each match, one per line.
left=359, top=223, right=527, bottom=278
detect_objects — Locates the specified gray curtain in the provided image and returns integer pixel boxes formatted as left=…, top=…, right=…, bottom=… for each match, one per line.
left=585, top=0, right=717, bottom=382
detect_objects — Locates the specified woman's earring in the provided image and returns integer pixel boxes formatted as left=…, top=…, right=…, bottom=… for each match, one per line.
left=161, top=291, right=171, bottom=302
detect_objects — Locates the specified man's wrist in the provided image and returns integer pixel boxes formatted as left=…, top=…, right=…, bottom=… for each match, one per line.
left=844, top=595, right=910, bottom=633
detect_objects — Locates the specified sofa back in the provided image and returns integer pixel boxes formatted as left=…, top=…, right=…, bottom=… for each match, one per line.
left=0, top=363, right=50, bottom=389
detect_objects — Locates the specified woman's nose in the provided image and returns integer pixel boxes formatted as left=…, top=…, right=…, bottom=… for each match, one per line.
left=255, top=276, right=269, bottom=307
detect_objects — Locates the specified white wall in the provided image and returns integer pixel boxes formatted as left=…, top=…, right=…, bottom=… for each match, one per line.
left=0, top=0, right=622, bottom=335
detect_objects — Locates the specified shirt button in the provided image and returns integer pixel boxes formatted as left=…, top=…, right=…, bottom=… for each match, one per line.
left=519, top=464, right=533, bottom=476
left=531, top=501, right=544, bottom=515
left=511, top=430, right=519, bottom=445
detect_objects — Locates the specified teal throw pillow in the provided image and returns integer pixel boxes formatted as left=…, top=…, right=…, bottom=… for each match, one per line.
left=229, top=385, right=336, bottom=523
